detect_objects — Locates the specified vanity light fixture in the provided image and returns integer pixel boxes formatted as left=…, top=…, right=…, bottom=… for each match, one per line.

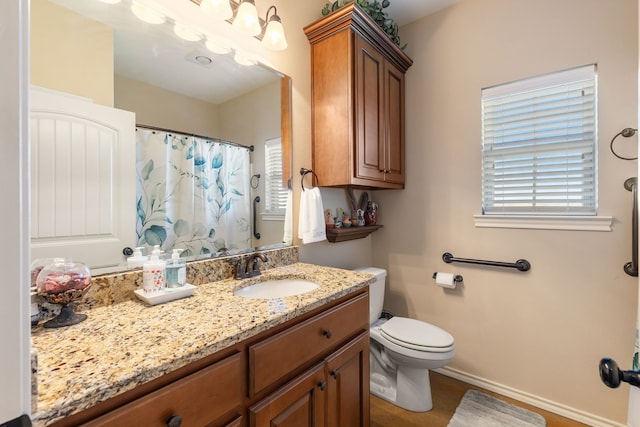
left=131, top=2, right=166, bottom=24
left=174, top=22, right=202, bottom=41
left=232, top=0, right=261, bottom=37
left=200, top=0, right=233, bottom=20
left=261, top=6, right=287, bottom=51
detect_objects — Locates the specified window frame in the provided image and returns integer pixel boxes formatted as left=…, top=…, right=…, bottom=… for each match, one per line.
left=263, top=137, right=288, bottom=219
left=481, top=64, right=599, bottom=218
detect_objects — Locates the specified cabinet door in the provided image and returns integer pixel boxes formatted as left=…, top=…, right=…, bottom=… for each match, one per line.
left=325, top=332, right=370, bottom=427
left=383, top=61, right=405, bottom=185
left=355, top=35, right=386, bottom=183
left=249, top=364, right=326, bottom=427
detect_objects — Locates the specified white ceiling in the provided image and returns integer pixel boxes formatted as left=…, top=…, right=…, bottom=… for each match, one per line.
left=386, top=0, right=462, bottom=26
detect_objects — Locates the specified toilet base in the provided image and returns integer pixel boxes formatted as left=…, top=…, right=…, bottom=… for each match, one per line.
left=370, top=362, right=434, bottom=412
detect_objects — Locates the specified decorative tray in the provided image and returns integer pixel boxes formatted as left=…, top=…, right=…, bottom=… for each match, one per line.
left=134, top=283, right=196, bottom=306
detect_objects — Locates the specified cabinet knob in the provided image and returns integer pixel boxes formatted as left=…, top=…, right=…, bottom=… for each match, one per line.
left=322, top=329, right=332, bottom=339
left=330, top=370, right=339, bottom=379
left=317, top=381, right=327, bottom=391
left=166, top=415, right=183, bottom=427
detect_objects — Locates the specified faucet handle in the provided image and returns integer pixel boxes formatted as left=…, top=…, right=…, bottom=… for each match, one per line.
left=226, top=257, right=245, bottom=279
left=246, top=253, right=268, bottom=278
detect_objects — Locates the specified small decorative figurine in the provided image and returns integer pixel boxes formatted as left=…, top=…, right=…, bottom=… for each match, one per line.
left=325, top=209, right=335, bottom=228
left=365, top=201, right=378, bottom=225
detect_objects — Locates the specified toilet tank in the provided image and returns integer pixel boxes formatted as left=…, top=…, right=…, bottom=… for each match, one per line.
left=354, top=267, right=387, bottom=325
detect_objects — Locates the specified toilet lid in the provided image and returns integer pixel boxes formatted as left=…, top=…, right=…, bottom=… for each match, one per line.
left=380, top=317, right=454, bottom=353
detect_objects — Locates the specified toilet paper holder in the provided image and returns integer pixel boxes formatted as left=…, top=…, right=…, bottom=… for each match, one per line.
left=432, top=272, right=463, bottom=283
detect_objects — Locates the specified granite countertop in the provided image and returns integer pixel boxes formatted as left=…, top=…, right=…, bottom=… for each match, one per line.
left=31, top=262, right=373, bottom=426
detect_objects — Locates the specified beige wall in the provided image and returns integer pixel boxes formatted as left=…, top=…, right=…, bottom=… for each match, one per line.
left=30, top=0, right=113, bottom=106
left=114, top=75, right=221, bottom=136
left=259, top=0, right=374, bottom=270
left=218, top=80, right=282, bottom=246
left=367, top=0, right=638, bottom=423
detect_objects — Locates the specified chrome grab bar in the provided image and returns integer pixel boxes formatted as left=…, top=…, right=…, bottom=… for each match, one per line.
left=624, top=177, right=638, bottom=277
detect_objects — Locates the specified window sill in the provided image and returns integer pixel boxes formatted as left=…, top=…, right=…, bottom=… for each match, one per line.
left=473, top=214, right=613, bottom=231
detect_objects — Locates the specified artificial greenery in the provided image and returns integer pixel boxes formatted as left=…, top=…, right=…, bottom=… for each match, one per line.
left=321, top=0, right=406, bottom=49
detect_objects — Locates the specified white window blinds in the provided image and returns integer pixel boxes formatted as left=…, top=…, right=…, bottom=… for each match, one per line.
left=481, top=64, right=597, bottom=215
left=264, top=137, right=288, bottom=215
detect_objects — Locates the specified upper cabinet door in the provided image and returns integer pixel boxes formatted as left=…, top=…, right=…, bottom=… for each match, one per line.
left=305, top=3, right=412, bottom=190
left=383, top=60, right=405, bottom=185
left=355, top=35, right=386, bottom=184
left=30, top=87, right=135, bottom=271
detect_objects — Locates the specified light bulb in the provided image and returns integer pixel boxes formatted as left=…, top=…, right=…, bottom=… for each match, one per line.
left=232, top=1, right=261, bottom=37
left=262, top=19, right=287, bottom=51
left=200, top=0, right=233, bottom=21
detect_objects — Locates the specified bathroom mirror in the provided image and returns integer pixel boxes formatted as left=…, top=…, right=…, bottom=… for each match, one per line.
left=30, top=0, right=292, bottom=274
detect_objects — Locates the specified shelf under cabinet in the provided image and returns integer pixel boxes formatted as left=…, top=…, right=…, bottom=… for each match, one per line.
left=325, top=225, right=383, bottom=243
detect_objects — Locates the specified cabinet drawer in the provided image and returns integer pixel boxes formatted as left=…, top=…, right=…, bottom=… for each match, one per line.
left=83, top=353, right=242, bottom=427
left=249, top=292, right=368, bottom=396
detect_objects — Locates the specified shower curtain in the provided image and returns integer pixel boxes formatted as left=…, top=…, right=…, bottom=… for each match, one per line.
left=135, top=128, right=251, bottom=257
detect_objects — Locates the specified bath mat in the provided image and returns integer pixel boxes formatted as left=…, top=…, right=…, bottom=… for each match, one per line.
left=447, top=390, right=546, bottom=427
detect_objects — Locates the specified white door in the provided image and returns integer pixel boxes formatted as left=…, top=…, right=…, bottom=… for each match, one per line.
left=0, top=0, right=30, bottom=423
left=30, top=87, right=136, bottom=272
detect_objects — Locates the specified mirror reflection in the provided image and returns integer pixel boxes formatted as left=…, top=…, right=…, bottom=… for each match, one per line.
left=29, top=0, right=292, bottom=274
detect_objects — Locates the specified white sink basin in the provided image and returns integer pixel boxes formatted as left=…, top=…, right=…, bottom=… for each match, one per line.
left=233, top=279, right=319, bottom=299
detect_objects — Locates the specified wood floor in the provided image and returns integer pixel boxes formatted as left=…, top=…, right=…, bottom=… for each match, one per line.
left=370, top=371, right=589, bottom=427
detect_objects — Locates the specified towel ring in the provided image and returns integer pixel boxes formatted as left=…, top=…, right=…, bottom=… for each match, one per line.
left=300, top=168, right=319, bottom=191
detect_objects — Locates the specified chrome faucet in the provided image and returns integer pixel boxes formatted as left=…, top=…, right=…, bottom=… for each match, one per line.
left=233, top=253, right=269, bottom=279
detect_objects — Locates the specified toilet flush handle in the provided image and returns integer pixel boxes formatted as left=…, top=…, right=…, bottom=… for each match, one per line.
left=599, top=357, right=640, bottom=388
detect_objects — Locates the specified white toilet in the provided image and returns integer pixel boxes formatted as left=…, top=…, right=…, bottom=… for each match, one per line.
left=355, top=267, right=455, bottom=412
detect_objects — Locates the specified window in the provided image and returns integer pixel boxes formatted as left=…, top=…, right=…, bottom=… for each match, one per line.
left=481, top=64, right=597, bottom=216
left=264, top=137, right=288, bottom=216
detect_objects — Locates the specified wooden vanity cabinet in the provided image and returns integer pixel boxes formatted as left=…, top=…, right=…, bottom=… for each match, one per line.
left=61, top=289, right=369, bottom=427
left=304, top=3, right=413, bottom=189
left=248, top=293, right=370, bottom=427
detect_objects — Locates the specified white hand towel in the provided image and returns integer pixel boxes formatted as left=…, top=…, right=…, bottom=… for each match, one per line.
left=298, top=187, right=326, bottom=244
left=282, top=189, right=293, bottom=245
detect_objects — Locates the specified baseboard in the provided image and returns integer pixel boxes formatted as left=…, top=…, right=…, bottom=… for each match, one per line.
left=435, top=367, right=625, bottom=427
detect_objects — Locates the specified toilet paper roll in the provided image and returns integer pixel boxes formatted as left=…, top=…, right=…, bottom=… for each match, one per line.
left=434, top=272, right=456, bottom=289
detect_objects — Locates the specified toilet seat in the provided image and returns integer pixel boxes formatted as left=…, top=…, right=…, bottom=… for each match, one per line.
left=380, top=317, right=454, bottom=353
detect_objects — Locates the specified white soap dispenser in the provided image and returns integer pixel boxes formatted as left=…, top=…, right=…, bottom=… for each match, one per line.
left=127, top=247, right=148, bottom=269
left=166, top=249, right=186, bottom=288
left=142, top=245, right=165, bottom=293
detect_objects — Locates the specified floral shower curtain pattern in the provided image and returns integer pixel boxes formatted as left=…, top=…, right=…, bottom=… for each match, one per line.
left=135, top=128, right=251, bottom=257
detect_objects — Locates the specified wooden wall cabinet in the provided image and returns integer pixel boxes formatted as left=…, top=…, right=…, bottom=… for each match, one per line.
left=63, top=290, right=369, bottom=427
left=304, top=4, right=413, bottom=189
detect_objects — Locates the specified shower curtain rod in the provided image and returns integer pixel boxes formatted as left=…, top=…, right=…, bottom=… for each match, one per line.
left=136, top=124, right=254, bottom=151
